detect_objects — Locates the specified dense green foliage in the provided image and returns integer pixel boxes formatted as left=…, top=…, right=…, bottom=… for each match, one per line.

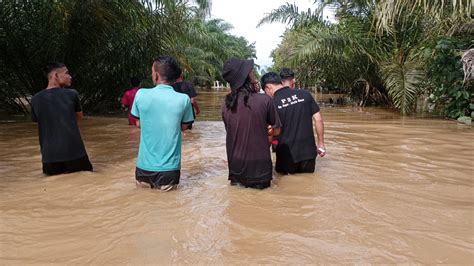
left=0, top=0, right=255, bottom=115
left=426, top=38, right=473, bottom=120
left=176, top=19, right=256, bottom=87
left=261, top=0, right=473, bottom=118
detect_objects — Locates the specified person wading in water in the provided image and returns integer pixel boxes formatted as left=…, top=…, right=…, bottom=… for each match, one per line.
left=221, top=58, right=282, bottom=189
left=172, top=70, right=200, bottom=129
left=261, top=72, right=326, bottom=175
left=121, top=77, right=141, bottom=126
left=131, top=56, right=194, bottom=191
left=31, top=62, right=93, bottom=175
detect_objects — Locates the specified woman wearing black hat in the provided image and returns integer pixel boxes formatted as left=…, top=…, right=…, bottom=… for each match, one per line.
left=221, top=58, right=282, bottom=189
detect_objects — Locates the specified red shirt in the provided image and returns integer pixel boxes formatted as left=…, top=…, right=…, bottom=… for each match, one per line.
left=121, top=87, right=140, bottom=125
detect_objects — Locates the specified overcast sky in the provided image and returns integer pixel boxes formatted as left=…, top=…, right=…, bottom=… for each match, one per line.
left=210, top=0, right=316, bottom=70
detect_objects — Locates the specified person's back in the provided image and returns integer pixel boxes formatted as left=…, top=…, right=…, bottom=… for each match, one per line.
left=261, top=72, right=325, bottom=175
left=32, top=88, right=86, bottom=162
left=273, top=87, right=319, bottom=163
left=133, top=86, right=191, bottom=171
left=31, top=63, right=92, bottom=175
left=172, top=74, right=200, bottom=127
left=121, top=77, right=141, bottom=125
left=221, top=58, right=281, bottom=189
left=173, top=81, right=196, bottom=98
left=222, top=93, right=278, bottom=185
left=131, top=56, right=193, bottom=191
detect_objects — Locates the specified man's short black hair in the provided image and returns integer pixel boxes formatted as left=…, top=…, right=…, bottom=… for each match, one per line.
left=152, top=56, right=181, bottom=83
left=261, top=72, right=282, bottom=89
left=130, top=77, right=140, bottom=87
left=44, top=62, right=66, bottom=78
left=280, top=67, right=295, bottom=81
left=176, top=66, right=183, bottom=77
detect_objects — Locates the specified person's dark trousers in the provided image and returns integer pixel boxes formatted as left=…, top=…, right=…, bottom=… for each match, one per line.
left=42, top=155, right=93, bottom=175
left=275, top=145, right=316, bottom=175
left=135, top=167, right=180, bottom=189
left=229, top=176, right=271, bottom=190
left=275, top=157, right=316, bottom=174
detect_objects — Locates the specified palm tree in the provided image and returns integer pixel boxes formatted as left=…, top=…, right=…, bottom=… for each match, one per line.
left=259, top=0, right=470, bottom=115
left=0, top=0, right=256, bottom=115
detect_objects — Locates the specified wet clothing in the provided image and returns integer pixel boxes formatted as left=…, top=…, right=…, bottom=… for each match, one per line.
left=275, top=155, right=315, bottom=175
left=221, top=93, right=282, bottom=186
left=131, top=84, right=193, bottom=182
left=272, top=87, right=320, bottom=173
left=31, top=88, right=89, bottom=166
left=121, top=87, right=140, bottom=125
left=229, top=177, right=271, bottom=190
left=172, top=81, right=197, bottom=120
left=172, top=81, right=197, bottom=99
left=135, top=167, right=180, bottom=189
left=42, top=155, right=93, bottom=175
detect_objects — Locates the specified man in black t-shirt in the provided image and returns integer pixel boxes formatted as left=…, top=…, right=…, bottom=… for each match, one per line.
left=261, top=72, right=326, bottom=174
left=172, top=71, right=200, bottom=129
left=31, top=63, right=92, bottom=175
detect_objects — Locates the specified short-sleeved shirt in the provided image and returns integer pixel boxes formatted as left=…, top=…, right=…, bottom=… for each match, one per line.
left=131, top=84, right=194, bottom=172
left=273, top=86, right=320, bottom=162
left=221, top=93, right=282, bottom=183
left=172, top=81, right=197, bottom=98
left=121, top=87, right=140, bottom=125
left=31, top=88, right=87, bottom=163
left=172, top=81, right=197, bottom=119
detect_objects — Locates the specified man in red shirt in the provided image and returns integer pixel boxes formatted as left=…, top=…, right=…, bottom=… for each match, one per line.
left=121, top=77, right=141, bottom=125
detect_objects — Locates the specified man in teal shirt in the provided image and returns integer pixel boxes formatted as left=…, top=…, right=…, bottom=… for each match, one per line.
left=131, top=56, right=194, bottom=191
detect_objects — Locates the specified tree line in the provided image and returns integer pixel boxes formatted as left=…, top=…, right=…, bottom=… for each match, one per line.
left=0, top=0, right=256, bottom=115
left=261, top=0, right=473, bottom=121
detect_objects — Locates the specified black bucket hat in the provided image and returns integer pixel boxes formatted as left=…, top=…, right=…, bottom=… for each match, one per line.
left=222, top=58, right=254, bottom=90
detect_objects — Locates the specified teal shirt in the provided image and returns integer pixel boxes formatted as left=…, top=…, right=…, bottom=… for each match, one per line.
left=131, top=84, right=194, bottom=172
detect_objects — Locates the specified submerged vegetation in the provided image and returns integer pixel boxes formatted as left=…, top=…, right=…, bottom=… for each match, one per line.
left=0, top=0, right=255, bottom=115
left=261, top=0, right=473, bottom=120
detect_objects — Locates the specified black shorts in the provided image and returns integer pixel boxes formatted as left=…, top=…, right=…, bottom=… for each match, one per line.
left=135, top=167, right=180, bottom=189
left=275, top=156, right=316, bottom=175
left=42, top=155, right=93, bottom=176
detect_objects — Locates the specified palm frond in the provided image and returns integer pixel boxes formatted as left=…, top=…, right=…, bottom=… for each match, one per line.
left=258, top=2, right=324, bottom=28
left=374, top=0, right=472, bottom=34
left=380, top=57, right=425, bottom=115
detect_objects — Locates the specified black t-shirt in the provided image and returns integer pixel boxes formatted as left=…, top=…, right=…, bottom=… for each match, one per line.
left=173, top=81, right=197, bottom=119
left=221, top=93, right=282, bottom=183
left=273, top=87, right=320, bottom=162
left=31, top=88, right=87, bottom=163
left=172, top=81, right=197, bottom=98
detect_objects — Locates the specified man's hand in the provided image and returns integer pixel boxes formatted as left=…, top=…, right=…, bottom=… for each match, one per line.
left=317, top=145, right=326, bottom=157
left=267, top=125, right=281, bottom=136
left=267, top=125, right=274, bottom=136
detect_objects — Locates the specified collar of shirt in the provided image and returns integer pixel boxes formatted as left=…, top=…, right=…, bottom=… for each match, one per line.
left=154, top=84, right=174, bottom=90
left=274, top=86, right=291, bottom=96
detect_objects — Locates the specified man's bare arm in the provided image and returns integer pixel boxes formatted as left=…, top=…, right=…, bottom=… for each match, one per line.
left=312, top=112, right=326, bottom=157
left=191, top=98, right=200, bottom=115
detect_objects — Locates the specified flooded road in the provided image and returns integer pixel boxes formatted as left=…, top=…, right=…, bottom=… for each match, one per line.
left=0, top=91, right=473, bottom=264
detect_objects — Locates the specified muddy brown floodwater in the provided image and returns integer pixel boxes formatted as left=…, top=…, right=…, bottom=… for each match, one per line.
left=0, top=91, right=473, bottom=264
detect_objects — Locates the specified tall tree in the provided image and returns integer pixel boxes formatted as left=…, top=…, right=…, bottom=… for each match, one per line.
left=260, top=0, right=472, bottom=116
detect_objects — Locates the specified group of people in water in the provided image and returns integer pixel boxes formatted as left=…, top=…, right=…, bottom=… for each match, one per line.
left=31, top=56, right=325, bottom=191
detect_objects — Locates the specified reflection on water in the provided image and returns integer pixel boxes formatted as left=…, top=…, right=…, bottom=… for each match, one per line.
left=0, top=91, right=473, bottom=264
